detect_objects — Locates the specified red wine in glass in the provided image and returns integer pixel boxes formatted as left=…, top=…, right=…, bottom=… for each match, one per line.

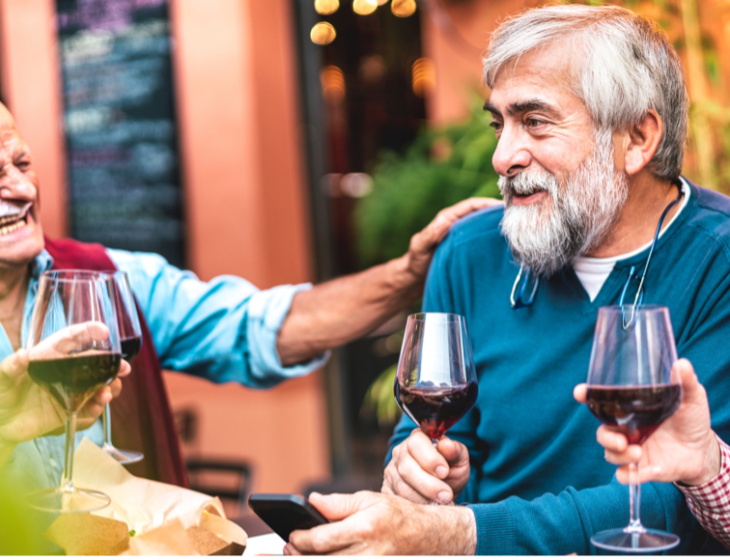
left=120, top=336, right=142, bottom=362
left=586, top=384, right=681, bottom=445
left=29, top=352, right=122, bottom=413
left=395, top=382, right=479, bottom=440
left=395, top=313, right=478, bottom=444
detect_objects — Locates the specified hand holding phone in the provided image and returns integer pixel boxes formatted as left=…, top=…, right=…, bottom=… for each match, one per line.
left=248, top=493, right=329, bottom=541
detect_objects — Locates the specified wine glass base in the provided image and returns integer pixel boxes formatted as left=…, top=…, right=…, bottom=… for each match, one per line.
left=102, top=444, right=144, bottom=465
left=591, top=528, right=680, bottom=553
left=25, top=488, right=111, bottom=513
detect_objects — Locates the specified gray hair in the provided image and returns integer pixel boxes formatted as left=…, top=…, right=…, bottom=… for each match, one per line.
left=483, top=4, right=688, bottom=180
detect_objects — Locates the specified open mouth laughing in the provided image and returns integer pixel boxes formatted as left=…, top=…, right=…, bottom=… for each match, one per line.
left=0, top=202, right=32, bottom=236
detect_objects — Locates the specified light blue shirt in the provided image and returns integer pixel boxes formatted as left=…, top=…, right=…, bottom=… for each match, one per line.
left=2, top=248, right=327, bottom=495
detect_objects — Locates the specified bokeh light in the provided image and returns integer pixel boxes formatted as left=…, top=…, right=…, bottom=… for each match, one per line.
left=412, top=57, right=435, bottom=97
left=377, top=0, right=390, bottom=5
left=391, top=0, right=416, bottom=17
left=321, top=65, right=346, bottom=103
left=314, top=0, right=340, bottom=16
left=353, top=0, right=378, bottom=16
left=310, top=22, right=337, bottom=45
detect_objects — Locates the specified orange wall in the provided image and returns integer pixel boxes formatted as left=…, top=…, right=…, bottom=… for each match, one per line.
left=168, top=0, right=329, bottom=496
left=0, top=0, right=67, bottom=239
left=0, top=0, right=330, bottom=496
left=421, top=0, right=526, bottom=125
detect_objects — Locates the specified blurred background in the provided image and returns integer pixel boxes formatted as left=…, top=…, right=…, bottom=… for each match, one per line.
left=0, top=0, right=727, bottom=520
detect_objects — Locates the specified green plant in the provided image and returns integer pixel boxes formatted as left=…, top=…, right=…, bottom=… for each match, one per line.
left=360, top=364, right=401, bottom=429
left=355, top=98, right=501, bottom=269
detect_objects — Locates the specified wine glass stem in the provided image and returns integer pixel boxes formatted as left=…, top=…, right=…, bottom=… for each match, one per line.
left=61, top=412, right=78, bottom=493
left=627, top=461, right=645, bottom=534
left=103, top=403, right=113, bottom=446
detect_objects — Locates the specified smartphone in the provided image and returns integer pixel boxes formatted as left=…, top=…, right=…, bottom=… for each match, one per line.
left=248, top=493, right=329, bottom=541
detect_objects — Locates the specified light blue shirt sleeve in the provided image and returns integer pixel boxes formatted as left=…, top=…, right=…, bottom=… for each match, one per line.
left=106, top=248, right=329, bottom=388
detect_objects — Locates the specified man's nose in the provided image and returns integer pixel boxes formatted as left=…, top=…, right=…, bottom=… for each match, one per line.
left=0, top=166, right=35, bottom=200
left=492, top=126, right=531, bottom=177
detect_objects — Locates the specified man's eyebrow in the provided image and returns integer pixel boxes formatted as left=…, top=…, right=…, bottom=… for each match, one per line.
left=483, top=99, right=559, bottom=118
left=483, top=100, right=501, bottom=116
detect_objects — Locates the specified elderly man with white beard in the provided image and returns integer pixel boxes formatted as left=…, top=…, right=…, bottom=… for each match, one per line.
left=283, top=5, right=730, bottom=556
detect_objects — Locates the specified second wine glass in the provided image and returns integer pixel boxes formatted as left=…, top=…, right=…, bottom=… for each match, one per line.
left=101, top=270, right=144, bottom=465
left=586, top=305, right=682, bottom=553
left=394, top=313, right=478, bottom=444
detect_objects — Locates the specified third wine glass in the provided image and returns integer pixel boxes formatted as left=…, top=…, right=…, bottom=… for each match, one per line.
left=101, top=270, right=144, bottom=465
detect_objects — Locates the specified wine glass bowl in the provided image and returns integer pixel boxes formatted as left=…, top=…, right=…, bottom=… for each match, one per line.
left=586, top=305, right=682, bottom=553
left=394, top=313, right=478, bottom=443
left=25, top=270, right=122, bottom=513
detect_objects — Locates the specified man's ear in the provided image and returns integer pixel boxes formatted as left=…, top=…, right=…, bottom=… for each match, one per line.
left=624, top=109, right=664, bottom=176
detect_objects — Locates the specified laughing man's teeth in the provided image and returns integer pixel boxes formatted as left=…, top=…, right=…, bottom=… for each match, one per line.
left=0, top=218, right=26, bottom=235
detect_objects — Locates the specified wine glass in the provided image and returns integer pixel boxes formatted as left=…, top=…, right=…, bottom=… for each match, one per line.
left=25, top=270, right=122, bottom=513
left=394, top=313, right=478, bottom=444
left=101, top=271, right=144, bottom=465
left=586, top=305, right=682, bottom=553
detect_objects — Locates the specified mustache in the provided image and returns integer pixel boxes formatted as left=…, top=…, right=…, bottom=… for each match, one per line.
left=0, top=200, right=32, bottom=219
left=499, top=170, right=558, bottom=202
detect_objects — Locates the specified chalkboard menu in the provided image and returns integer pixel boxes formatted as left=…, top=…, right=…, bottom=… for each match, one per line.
left=56, top=0, right=185, bottom=267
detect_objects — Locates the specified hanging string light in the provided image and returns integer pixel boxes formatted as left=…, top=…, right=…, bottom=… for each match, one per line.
left=314, top=0, right=340, bottom=15
left=391, top=0, right=416, bottom=17
left=353, top=0, right=378, bottom=16
left=311, top=22, right=337, bottom=45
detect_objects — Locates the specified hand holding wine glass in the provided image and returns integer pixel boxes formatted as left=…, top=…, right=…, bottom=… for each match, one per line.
left=576, top=358, right=721, bottom=487
left=585, top=305, right=682, bottom=553
left=0, top=347, right=128, bottom=468
left=385, top=313, right=478, bottom=505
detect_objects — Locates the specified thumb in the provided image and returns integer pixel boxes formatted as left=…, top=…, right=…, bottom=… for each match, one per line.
left=0, top=349, right=29, bottom=387
left=307, top=492, right=371, bottom=522
left=675, top=358, right=702, bottom=405
left=437, top=437, right=469, bottom=466
left=573, top=383, right=587, bottom=404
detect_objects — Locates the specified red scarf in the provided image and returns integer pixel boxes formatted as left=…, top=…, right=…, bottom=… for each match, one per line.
left=43, top=236, right=188, bottom=487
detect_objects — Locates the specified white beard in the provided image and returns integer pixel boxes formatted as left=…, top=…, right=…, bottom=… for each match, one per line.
left=498, top=130, right=629, bottom=277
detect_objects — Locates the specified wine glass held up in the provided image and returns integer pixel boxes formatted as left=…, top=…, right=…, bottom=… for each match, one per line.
left=394, top=313, right=478, bottom=445
left=586, top=305, right=682, bottom=553
left=101, top=271, right=144, bottom=465
left=25, top=270, right=122, bottom=513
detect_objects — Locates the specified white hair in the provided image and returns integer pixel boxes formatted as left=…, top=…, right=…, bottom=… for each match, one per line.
left=483, top=4, right=688, bottom=180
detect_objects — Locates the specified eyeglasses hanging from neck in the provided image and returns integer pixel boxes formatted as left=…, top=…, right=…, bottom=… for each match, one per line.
left=510, top=183, right=684, bottom=315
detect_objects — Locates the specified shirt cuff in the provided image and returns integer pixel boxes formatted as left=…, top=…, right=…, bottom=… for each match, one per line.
left=675, top=434, right=730, bottom=514
left=246, top=283, right=329, bottom=386
left=467, top=502, right=516, bottom=555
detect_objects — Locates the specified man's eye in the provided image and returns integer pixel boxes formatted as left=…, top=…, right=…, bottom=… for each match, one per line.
left=489, top=121, right=503, bottom=133
left=15, top=161, right=29, bottom=171
left=526, top=118, right=544, bottom=128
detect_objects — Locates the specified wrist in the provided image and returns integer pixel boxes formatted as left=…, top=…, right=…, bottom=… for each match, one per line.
left=387, top=254, right=424, bottom=303
left=680, top=432, right=722, bottom=487
left=438, top=505, right=477, bottom=555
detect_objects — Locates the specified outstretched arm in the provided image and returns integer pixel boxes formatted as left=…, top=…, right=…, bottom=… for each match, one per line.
left=277, top=198, right=500, bottom=366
